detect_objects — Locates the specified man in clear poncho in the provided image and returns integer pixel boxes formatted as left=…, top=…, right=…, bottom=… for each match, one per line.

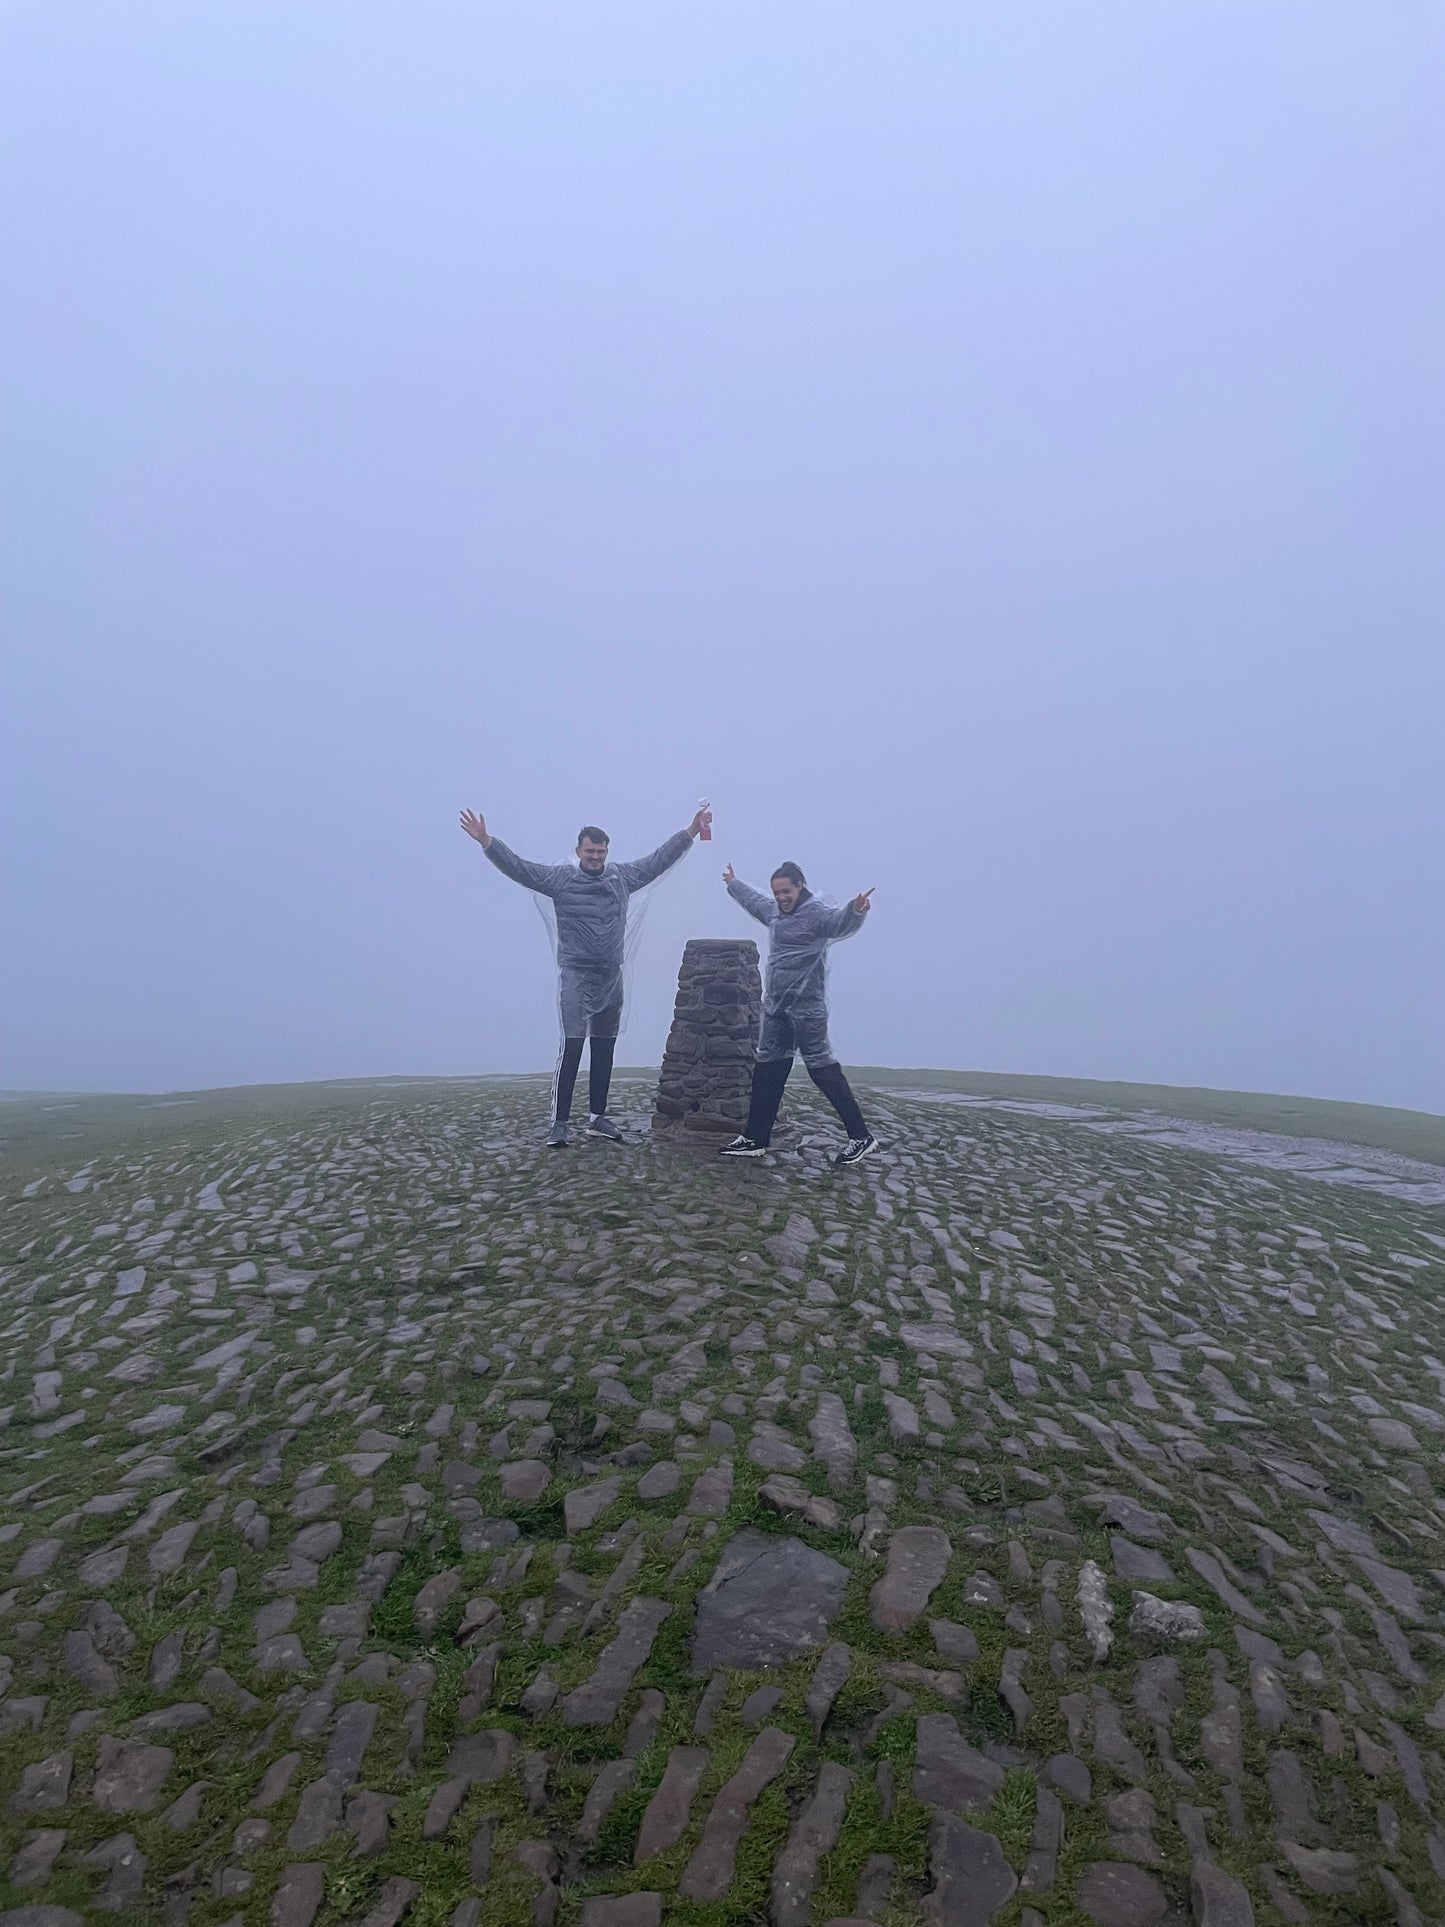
left=460, top=804, right=711, bottom=1145
left=720, top=858, right=879, bottom=1165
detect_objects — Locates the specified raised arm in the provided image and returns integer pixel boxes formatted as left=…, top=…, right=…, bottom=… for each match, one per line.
left=823, top=887, right=875, bottom=939
left=724, top=868, right=778, bottom=927
left=613, top=826, right=695, bottom=892
left=459, top=810, right=563, bottom=896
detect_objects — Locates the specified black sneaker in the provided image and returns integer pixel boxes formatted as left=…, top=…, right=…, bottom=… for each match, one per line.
left=834, top=1133, right=879, bottom=1166
left=546, top=1121, right=570, bottom=1149
left=721, top=1136, right=767, bottom=1158
left=587, top=1116, right=624, bottom=1142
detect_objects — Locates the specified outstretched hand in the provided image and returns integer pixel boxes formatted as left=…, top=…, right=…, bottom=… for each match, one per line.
left=722, top=863, right=736, bottom=885
left=459, top=809, right=491, bottom=849
left=688, top=804, right=714, bottom=839
left=851, top=887, right=875, bottom=915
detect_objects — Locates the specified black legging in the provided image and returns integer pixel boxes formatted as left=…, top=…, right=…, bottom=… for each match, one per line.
left=554, top=1035, right=617, bottom=1122
left=744, top=1056, right=868, bottom=1147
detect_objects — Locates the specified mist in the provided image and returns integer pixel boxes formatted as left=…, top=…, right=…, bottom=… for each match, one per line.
left=3, top=1, right=1441, bottom=1110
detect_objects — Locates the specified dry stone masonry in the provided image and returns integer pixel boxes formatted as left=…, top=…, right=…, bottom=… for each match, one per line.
left=652, top=936, right=761, bottom=1136
left=1, top=1073, right=1444, bottom=1925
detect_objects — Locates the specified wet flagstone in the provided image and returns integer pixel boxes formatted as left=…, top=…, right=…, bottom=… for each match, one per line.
left=1, top=1077, right=1445, bottom=1922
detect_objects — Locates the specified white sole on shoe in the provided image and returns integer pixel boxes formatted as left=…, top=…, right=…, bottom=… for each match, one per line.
left=834, top=1137, right=880, bottom=1166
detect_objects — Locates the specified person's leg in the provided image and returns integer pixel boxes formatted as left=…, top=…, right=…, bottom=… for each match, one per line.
left=588, top=1035, right=618, bottom=1116
left=552, top=970, right=591, bottom=1128
left=745, top=1055, right=794, bottom=1145
left=553, top=1036, right=585, bottom=1121
left=807, top=1059, right=869, bottom=1139
left=582, top=1004, right=624, bottom=1137
left=741, top=1008, right=796, bottom=1146
left=796, top=1003, right=871, bottom=1140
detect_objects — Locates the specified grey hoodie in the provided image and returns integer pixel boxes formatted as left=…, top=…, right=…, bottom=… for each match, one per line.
left=726, top=877, right=865, bottom=1014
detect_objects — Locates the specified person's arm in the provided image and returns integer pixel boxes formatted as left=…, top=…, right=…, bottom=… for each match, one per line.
left=824, top=887, right=875, bottom=939
left=459, top=810, right=561, bottom=895
left=612, top=819, right=700, bottom=891
left=723, top=865, right=778, bottom=927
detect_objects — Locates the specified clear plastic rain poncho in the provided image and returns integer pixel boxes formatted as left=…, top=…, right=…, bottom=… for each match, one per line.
left=484, top=827, right=695, bottom=1040
left=725, top=875, right=867, bottom=1065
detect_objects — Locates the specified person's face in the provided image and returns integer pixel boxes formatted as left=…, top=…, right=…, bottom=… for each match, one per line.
left=577, top=836, right=609, bottom=875
left=771, top=874, right=803, bottom=914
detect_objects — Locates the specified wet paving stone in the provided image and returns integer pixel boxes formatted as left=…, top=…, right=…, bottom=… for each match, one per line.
left=870, top=1524, right=953, bottom=1631
left=692, top=1529, right=850, bottom=1672
left=1, top=1075, right=1444, bottom=1921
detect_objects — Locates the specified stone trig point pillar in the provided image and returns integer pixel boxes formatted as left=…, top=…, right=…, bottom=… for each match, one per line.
left=653, top=939, right=762, bottom=1136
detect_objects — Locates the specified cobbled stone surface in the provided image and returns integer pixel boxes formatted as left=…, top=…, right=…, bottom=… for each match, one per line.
left=1, top=1073, right=1444, bottom=1923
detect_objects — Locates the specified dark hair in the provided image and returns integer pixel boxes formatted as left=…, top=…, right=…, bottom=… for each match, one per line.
left=770, top=861, right=806, bottom=887
left=577, top=826, right=610, bottom=847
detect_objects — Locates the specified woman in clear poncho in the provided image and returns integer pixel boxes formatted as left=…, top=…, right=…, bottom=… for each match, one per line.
left=721, top=858, right=879, bottom=1165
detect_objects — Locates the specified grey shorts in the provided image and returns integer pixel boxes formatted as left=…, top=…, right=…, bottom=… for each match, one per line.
left=757, top=1000, right=836, bottom=1070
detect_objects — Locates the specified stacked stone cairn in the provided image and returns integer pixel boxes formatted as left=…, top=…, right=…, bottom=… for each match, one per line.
left=653, top=937, right=761, bottom=1136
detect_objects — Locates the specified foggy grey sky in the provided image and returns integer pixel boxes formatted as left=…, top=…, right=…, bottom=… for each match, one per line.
left=3, top=3, right=1442, bottom=1111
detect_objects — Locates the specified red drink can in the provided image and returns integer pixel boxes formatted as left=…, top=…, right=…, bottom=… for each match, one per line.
left=698, top=798, right=712, bottom=842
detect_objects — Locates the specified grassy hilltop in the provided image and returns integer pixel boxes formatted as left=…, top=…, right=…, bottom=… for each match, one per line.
left=0, top=1073, right=1443, bottom=1925
left=5, top=1066, right=1443, bottom=1173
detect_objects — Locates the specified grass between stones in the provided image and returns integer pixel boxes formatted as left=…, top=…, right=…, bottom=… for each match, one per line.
left=1, top=1076, right=1444, bottom=1924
